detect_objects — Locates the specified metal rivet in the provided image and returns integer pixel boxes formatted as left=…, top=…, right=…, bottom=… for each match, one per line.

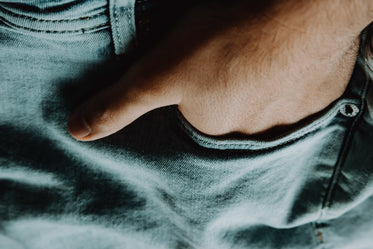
left=339, top=103, right=359, bottom=117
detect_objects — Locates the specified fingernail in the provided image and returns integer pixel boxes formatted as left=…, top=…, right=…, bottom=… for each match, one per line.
left=68, top=107, right=91, bottom=140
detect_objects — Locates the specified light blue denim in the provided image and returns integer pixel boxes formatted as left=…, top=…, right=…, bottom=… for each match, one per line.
left=1, top=1, right=373, bottom=249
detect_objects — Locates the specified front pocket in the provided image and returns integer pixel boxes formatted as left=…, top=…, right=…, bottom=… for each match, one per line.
left=176, top=99, right=361, bottom=150
left=0, top=2, right=109, bottom=35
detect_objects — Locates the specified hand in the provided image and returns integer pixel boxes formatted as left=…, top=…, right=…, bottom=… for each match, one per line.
left=68, top=0, right=372, bottom=141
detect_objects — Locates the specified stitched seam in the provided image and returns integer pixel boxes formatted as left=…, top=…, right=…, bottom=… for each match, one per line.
left=178, top=117, right=304, bottom=150
left=179, top=113, right=322, bottom=149
left=311, top=223, right=323, bottom=248
left=127, top=5, right=133, bottom=39
left=0, top=5, right=106, bottom=23
left=177, top=100, right=357, bottom=150
left=114, top=0, right=121, bottom=49
left=0, top=17, right=109, bottom=33
left=313, top=222, right=329, bottom=249
left=321, top=72, right=369, bottom=211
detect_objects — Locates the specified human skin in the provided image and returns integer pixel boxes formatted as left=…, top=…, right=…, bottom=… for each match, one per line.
left=68, top=0, right=373, bottom=141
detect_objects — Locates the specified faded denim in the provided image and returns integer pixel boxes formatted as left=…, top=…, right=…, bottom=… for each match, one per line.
left=1, top=0, right=373, bottom=249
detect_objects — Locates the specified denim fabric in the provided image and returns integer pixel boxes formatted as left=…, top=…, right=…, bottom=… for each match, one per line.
left=1, top=1, right=373, bottom=249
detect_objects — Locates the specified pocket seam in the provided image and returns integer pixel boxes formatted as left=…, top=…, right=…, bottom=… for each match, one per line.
left=0, top=4, right=109, bottom=34
left=177, top=99, right=360, bottom=150
left=0, top=5, right=106, bottom=23
left=0, top=17, right=109, bottom=34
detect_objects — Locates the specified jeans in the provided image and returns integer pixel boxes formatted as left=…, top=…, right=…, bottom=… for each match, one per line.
left=1, top=0, right=373, bottom=248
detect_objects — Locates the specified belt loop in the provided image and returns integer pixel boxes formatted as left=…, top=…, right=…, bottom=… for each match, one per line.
left=109, top=0, right=137, bottom=56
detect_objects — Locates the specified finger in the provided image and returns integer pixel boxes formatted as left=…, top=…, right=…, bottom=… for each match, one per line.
left=67, top=67, right=182, bottom=141
left=67, top=6, right=198, bottom=142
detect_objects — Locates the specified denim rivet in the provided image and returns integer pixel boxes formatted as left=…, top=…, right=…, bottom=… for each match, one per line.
left=339, top=103, right=359, bottom=117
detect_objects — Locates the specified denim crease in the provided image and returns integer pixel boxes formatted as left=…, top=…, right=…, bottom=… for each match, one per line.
left=0, top=1, right=373, bottom=249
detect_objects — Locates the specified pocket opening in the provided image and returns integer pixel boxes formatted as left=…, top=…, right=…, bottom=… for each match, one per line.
left=176, top=99, right=360, bottom=150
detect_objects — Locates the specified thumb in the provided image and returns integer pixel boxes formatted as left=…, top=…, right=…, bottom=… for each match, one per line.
left=67, top=66, right=182, bottom=141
